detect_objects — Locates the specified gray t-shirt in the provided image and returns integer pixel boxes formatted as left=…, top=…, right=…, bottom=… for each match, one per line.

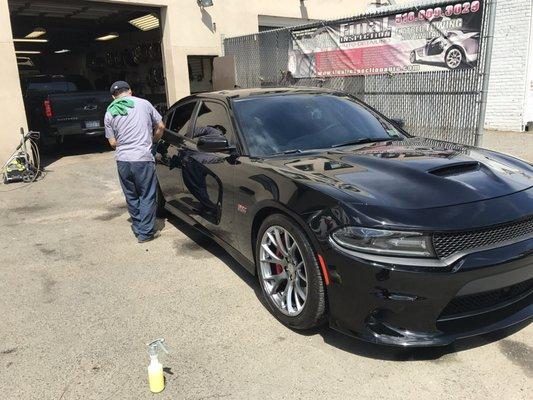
left=104, top=96, right=162, bottom=162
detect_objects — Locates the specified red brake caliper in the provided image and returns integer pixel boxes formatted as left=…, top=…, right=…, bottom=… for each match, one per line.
left=274, top=250, right=283, bottom=275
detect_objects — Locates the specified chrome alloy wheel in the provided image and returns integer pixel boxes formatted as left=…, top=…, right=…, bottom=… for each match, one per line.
left=446, top=48, right=462, bottom=69
left=259, top=226, right=308, bottom=316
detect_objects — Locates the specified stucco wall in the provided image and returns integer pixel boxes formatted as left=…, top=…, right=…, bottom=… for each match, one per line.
left=0, top=0, right=30, bottom=163
left=522, top=4, right=533, bottom=130
left=119, top=0, right=371, bottom=102
left=484, top=0, right=533, bottom=132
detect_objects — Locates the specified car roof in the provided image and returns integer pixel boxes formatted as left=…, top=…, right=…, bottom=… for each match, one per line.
left=177, top=87, right=339, bottom=104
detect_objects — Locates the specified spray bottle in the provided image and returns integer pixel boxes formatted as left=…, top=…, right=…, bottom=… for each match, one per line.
left=147, top=338, right=169, bottom=393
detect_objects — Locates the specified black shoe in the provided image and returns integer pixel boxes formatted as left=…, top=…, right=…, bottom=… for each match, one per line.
left=131, top=225, right=138, bottom=238
left=137, top=231, right=161, bottom=244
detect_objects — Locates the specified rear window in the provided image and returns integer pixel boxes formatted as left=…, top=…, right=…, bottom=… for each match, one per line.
left=25, top=76, right=93, bottom=94
left=27, top=81, right=77, bottom=93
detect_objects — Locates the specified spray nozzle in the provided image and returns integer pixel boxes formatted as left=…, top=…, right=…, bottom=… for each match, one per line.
left=147, top=338, right=169, bottom=358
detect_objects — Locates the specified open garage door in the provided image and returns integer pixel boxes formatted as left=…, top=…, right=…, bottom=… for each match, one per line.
left=9, top=0, right=167, bottom=147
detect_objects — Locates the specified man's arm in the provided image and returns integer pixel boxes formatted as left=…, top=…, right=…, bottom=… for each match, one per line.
left=104, top=113, right=117, bottom=149
left=153, top=121, right=165, bottom=142
left=149, top=103, right=164, bottom=142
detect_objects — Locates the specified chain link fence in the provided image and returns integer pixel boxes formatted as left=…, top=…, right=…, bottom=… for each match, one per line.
left=224, top=0, right=494, bottom=145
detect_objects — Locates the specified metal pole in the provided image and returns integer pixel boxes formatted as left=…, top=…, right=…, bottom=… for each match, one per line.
left=220, top=33, right=226, bottom=57
left=475, top=0, right=498, bottom=147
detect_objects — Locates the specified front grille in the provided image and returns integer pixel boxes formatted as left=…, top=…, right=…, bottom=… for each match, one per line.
left=432, top=216, right=533, bottom=259
left=439, top=279, right=533, bottom=319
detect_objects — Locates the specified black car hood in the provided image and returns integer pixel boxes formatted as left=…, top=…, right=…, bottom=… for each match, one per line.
left=264, top=138, right=533, bottom=210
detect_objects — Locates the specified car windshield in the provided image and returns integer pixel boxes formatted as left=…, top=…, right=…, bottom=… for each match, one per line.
left=233, top=93, right=404, bottom=156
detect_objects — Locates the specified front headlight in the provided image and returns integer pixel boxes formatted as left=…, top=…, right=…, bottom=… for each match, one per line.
left=331, top=227, right=435, bottom=258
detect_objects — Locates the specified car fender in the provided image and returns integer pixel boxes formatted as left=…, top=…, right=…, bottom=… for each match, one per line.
left=246, top=199, right=327, bottom=264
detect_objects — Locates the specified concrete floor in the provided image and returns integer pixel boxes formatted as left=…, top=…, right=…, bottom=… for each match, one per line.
left=482, top=130, right=533, bottom=162
left=0, top=137, right=532, bottom=400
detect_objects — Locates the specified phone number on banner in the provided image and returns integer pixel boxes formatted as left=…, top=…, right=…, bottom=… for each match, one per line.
left=395, top=1, right=481, bottom=24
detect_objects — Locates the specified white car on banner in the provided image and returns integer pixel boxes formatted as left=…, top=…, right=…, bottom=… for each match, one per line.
left=409, top=30, right=480, bottom=69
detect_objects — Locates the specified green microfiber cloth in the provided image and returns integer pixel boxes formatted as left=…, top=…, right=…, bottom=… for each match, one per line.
left=107, top=98, right=135, bottom=117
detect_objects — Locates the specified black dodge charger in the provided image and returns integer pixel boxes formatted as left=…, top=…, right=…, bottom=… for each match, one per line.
left=154, top=88, right=533, bottom=346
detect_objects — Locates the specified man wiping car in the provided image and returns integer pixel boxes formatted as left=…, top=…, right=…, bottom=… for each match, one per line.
left=104, top=81, right=165, bottom=243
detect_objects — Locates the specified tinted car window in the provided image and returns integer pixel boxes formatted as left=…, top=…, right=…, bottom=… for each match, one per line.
left=169, top=102, right=196, bottom=136
left=233, top=94, right=403, bottom=156
left=191, top=101, right=234, bottom=143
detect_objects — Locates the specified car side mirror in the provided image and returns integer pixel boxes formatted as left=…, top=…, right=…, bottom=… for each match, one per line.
left=197, top=134, right=234, bottom=153
left=390, top=118, right=405, bottom=129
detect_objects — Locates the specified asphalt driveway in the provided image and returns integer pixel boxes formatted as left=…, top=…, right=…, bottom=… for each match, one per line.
left=0, top=138, right=531, bottom=400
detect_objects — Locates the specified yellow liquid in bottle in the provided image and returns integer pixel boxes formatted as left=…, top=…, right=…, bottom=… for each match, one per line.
left=148, top=364, right=165, bottom=393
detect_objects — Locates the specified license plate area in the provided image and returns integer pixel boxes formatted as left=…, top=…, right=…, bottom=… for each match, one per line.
left=85, top=120, right=101, bottom=129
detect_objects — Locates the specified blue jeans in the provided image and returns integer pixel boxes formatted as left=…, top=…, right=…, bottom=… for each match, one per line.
left=117, top=161, right=157, bottom=241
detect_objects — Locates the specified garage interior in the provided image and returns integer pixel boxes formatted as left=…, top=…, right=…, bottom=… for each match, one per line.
left=9, top=0, right=168, bottom=127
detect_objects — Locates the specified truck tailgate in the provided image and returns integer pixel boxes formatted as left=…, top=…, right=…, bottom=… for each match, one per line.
left=48, top=91, right=111, bottom=135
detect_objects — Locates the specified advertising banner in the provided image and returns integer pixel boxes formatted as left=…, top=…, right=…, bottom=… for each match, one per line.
left=288, top=1, right=484, bottom=77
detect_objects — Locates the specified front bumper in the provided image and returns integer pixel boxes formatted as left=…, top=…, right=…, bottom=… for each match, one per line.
left=324, top=237, right=533, bottom=347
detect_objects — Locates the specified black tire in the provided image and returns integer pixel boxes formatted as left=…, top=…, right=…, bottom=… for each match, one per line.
left=409, top=51, right=416, bottom=64
left=255, top=213, right=327, bottom=330
left=156, top=183, right=167, bottom=217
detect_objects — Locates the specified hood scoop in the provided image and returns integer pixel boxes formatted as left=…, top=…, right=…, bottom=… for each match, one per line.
left=427, top=161, right=481, bottom=177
